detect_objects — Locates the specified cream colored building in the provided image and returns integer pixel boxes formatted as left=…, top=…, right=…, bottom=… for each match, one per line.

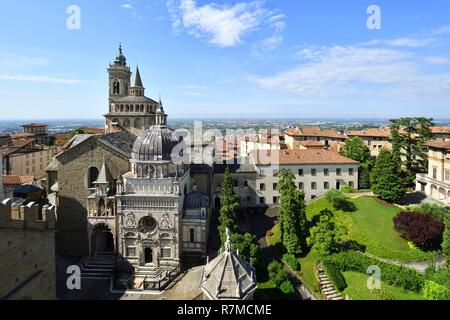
left=416, top=140, right=450, bottom=205
left=345, top=128, right=392, bottom=157
left=284, top=126, right=346, bottom=150
left=250, top=149, right=359, bottom=204
left=2, top=141, right=59, bottom=178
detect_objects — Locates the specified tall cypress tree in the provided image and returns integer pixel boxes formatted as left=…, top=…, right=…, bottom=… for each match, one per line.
left=218, top=166, right=240, bottom=244
left=370, top=148, right=406, bottom=203
left=278, top=168, right=307, bottom=256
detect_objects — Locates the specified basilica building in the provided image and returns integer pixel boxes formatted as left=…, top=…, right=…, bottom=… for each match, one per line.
left=47, top=46, right=212, bottom=287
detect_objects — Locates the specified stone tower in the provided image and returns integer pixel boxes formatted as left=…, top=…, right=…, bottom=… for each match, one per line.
left=104, top=44, right=166, bottom=135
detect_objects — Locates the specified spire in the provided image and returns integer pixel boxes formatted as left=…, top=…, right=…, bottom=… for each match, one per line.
left=131, top=65, right=143, bottom=87
left=95, top=159, right=108, bottom=185
left=114, top=43, right=127, bottom=66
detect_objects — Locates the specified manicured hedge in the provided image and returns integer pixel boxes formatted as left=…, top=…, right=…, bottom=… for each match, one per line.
left=323, top=251, right=425, bottom=292
left=322, top=261, right=347, bottom=292
left=283, top=254, right=301, bottom=272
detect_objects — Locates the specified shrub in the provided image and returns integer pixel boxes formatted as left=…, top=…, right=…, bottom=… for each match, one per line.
left=268, top=261, right=288, bottom=287
left=425, top=265, right=450, bottom=289
left=283, top=254, right=301, bottom=272
left=417, top=203, right=448, bottom=221
left=280, top=280, right=296, bottom=296
left=393, top=212, right=445, bottom=250
left=341, top=184, right=353, bottom=193
left=322, top=261, right=347, bottom=292
left=423, top=281, right=450, bottom=300
left=325, top=189, right=355, bottom=211
left=323, top=251, right=425, bottom=292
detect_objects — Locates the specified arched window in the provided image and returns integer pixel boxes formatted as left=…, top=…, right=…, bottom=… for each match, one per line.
left=134, top=118, right=142, bottom=129
left=190, top=228, right=195, bottom=242
left=123, top=118, right=130, bottom=128
left=88, top=167, right=99, bottom=189
left=120, top=105, right=124, bottom=112
left=125, top=105, right=129, bottom=112
left=113, top=80, right=120, bottom=95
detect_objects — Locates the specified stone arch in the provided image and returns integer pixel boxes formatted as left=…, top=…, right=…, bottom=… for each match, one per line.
left=123, top=118, right=131, bottom=128
left=439, top=187, right=446, bottom=201
left=190, top=228, right=195, bottom=242
left=125, top=105, right=130, bottom=112
left=431, top=184, right=438, bottom=199
left=112, top=118, right=120, bottom=125
left=120, top=105, right=124, bottom=112
left=134, top=118, right=143, bottom=129
left=113, top=80, right=120, bottom=95
left=90, top=223, right=114, bottom=255
left=98, top=198, right=105, bottom=216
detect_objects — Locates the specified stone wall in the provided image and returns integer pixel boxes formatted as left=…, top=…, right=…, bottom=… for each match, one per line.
left=53, top=138, right=130, bottom=256
left=0, top=200, right=56, bottom=300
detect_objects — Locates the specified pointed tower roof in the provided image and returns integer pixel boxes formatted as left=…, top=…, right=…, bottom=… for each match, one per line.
left=200, top=228, right=257, bottom=300
left=94, top=160, right=109, bottom=185
left=131, top=65, right=143, bottom=87
left=114, top=43, right=127, bottom=66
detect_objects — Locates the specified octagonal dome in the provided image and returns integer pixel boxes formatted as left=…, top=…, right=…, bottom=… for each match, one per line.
left=132, top=125, right=179, bottom=161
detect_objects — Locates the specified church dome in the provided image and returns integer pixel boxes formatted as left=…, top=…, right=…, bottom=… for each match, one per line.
left=132, top=125, right=179, bottom=161
left=184, top=192, right=210, bottom=210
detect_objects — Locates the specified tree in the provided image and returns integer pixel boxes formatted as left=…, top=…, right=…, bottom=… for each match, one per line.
left=370, top=148, right=406, bottom=203
left=325, top=189, right=355, bottom=211
left=218, top=166, right=240, bottom=244
left=268, top=261, right=288, bottom=287
left=393, top=212, right=445, bottom=250
left=231, top=232, right=261, bottom=266
left=340, top=137, right=372, bottom=164
left=340, top=137, right=373, bottom=189
left=307, top=209, right=342, bottom=255
left=278, top=169, right=307, bottom=256
left=390, top=117, right=434, bottom=184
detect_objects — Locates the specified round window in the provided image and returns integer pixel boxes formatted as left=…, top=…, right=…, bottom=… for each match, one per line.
left=138, top=216, right=157, bottom=233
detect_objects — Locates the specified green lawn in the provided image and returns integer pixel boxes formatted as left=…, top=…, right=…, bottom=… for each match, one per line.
left=306, top=196, right=438, bottom=262
left=266, top=224, right=281, bottom=247
left=298, top=249, right=323, bottom=298
left=342, top=271, right=425, bottom=300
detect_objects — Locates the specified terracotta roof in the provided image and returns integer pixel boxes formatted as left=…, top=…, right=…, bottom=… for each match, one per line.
left=431, top=126, right=450, bottom=134
left=345, top=128, right=391, bottom=138
left=81, top=127, right=105, bottom=135
left=425, top=140, right=450, bottom=151
left=21, top=123, right=47, bottom=127
left=2, top=139, right=34, bottom=156
left=3, top=175, right=35, bottom=186
left=299, top=140, right=327, bottom=147
left=285, top=126, right=345, bottom=139
left=251, top=149, right=359, bottom=165
left=10, top=132, right=33, bottom=139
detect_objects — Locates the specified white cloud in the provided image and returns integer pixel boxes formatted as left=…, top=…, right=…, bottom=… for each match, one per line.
left=122, top=3, right=133, bottom=9
left=250, top=46, right=450, bottom=97
left=424, top=56, right=450, bottom=65
left=364, top=37, right=435, bottom=48
left=0, top=74, right=93, bottom=85
left=166, top=0, right=285, bottom=48
left=432, top=25, right=450, bottom=35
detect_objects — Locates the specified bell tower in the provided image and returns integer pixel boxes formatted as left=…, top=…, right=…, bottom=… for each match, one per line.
left=108, top=44, right=131, bottom=98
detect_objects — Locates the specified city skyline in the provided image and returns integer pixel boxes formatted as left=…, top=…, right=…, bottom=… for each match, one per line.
left=1, top=0, right=450, bottom=119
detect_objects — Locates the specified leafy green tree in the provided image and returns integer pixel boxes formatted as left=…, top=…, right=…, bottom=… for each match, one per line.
left=423, top=281, right=450, bottom=300
left=325, top=189, right=355, bottom=211
left=340, top=137, right=372, bottom=164
left=231, top=232, right=261, bottom=266
left=340, top=137, right=373, bottom=189
left=390, top=117, right=434, bottom=184
left=370, top=148, right=406, bottom=203
left=278, top=169, right=307, bottom=256
left=268, top=261, right=288, bottom=287
left=218, top=166, right=240, bottom=244
left=307, top=209, right=342, bottom=255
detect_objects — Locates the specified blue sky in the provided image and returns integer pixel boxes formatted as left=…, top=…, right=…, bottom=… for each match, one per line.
left=1, top=0, right=450, bottom=119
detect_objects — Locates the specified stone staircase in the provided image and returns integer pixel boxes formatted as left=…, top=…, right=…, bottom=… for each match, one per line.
left=317, top=264, right=343, bottom=301
left=80, top=251, right=115, bottom=280
left=131, top=265, right=167, bottom=290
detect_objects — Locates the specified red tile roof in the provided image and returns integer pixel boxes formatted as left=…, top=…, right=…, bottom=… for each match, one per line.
left=345, top=128, right=391, bottom=138
left=285, top=126, right=346, bottom=139
left=425, top=139, right=450, bottom=151
left=3, top=175, right=35, bottom=186
left=431, top=126, right=450, bottom=134
left=251, top=149, right=358, bottom=165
